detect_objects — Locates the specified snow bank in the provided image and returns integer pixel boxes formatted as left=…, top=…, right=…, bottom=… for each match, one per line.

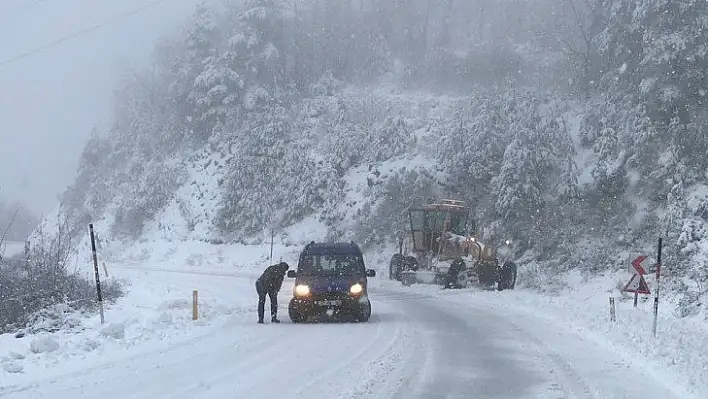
left=99, top=322, right=126, bottom=339
left=29, top=337, right=60, bottom=354
left=0, top=240, right=281, bottom=386
left=0, top=270, right=238, bottom=385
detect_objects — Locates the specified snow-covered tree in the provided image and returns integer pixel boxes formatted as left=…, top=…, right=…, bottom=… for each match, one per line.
left=188, top=55, right=243, bottom=140
left=492, top=134, right=545, bottom=247
left=365, top=116, right=412, bottom=163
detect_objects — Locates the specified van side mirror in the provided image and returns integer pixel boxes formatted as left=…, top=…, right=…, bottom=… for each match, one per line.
left=366, top=269, right=376, bottom=277
left=287, top=270, right=297, bottom=278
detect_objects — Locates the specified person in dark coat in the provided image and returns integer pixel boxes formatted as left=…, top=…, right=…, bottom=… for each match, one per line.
left=255, top=262, right=290, bottom=323
left=443, top=259, right=465, bottom=289
left=498, top=261, right=517, bottom=290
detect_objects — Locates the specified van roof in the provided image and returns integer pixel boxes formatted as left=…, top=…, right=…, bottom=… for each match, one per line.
left=301, top=242, right=362, bottom=256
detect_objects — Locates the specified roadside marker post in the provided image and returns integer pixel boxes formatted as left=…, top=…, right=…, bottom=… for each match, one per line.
left=269, top=228, right=274, bottom=260
left=609, top=297, right=616, bottom=322
left=652, top=238, right=662, bottom=338
left=89, top=224, right=105, bottom=324
left=193, top=290, right=199, bottom=321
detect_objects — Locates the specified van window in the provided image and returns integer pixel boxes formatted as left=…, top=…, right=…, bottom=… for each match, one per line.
left=298, top=253, right=364, bottom=276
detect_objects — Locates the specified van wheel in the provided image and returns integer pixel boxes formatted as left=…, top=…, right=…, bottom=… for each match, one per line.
left=355, top=303, right=371, bottom=322
left=289, top=308, right=306, bottom=323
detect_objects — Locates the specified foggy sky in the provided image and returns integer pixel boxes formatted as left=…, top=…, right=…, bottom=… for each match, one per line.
left=0, top=0, right=203, bottom=215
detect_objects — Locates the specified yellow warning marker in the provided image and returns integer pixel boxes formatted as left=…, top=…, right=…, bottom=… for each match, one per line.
left=192, top=290, right=199, bottom=320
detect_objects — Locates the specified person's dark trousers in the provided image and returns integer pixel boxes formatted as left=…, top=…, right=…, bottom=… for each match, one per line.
left=255, top=281, right=278, bottom=322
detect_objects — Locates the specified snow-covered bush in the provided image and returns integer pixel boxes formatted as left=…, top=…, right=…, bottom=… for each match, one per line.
left=0, top=213, right=124, bottom=334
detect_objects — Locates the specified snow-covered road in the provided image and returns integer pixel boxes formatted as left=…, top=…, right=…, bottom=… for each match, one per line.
left=0, top=266, right=691, bottom=399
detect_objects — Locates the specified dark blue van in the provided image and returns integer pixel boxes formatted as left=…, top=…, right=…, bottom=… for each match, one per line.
left=287, top=241, right=376, bottom=323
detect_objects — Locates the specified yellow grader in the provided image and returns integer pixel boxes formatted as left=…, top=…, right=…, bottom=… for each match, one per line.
left=389, top=199, right=506, bottom=289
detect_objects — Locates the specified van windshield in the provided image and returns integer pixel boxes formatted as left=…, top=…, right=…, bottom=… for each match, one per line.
left=298, top=253, right=363, bottom=276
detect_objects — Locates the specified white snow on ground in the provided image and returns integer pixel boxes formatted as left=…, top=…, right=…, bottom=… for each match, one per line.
left=1, top=236, right=707, bottom=397
left=0, top=258, right=240, bottom=383
left=0, top=238, right=421, bottom=398
left=0, top=237, right=301, bottom=386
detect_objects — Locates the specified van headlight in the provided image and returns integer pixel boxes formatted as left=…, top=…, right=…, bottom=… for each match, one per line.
left=350, top=283, right=363, bottom=295
left=294, top=284, right=310, bottom=297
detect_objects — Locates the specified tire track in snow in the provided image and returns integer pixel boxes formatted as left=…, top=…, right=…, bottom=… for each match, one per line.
left=286, top=316, right=391, bottom=398
left=286, top=303, right=417, bottom=398
left=341, top=295, right=436, bottom=398
left=373, top=286, right=594, bottom=399
left=166, top=314, right=387, bottom=398
left=152, top=291, right=426, bottom=398
left=396, top=284, right=684, bottom=399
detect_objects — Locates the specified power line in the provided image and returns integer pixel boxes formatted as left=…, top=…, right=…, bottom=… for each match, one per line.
left=0, top=0, right=176, bottom=68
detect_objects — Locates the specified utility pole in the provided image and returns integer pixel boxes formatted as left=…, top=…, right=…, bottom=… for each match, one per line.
left=652, top=237, right=662, bottom=338
left=89, top=224, right=105, bottom=324
left=269, top=228, right=275, bottom=261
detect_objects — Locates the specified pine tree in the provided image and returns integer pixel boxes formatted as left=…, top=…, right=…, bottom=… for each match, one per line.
left=492, top=133, right=544, bottom=246
left=591, top=126, right=627, bottom=199
left=233, top=0, right=294, bottom=97
left=366, top=116, right=411, bottom=163
left=633, top=0, right=708, bottom=125
left=188, top=54, right=244, bottom=140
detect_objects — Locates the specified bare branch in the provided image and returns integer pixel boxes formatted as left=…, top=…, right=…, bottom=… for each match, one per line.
left=0, top=207, right=20, bottom=257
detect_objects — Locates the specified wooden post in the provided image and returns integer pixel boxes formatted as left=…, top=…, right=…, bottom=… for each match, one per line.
left=652, top=237, right=662, bottom=337
left=609, top=297, right=616, bottom=322
left=192, top=290, right=198, bottom=321
left=89, top=224, right=105, bottom=324
left=269, top=229, right=274, bottom=260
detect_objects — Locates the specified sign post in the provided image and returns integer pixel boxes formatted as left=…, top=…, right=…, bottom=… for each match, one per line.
left=652, top=238, right=662, bottom=338
left=192, top=290, right=199, bottom=321
left=269, top=228, right=275, bottom=260
left=89, top=224, right=105, bottom=324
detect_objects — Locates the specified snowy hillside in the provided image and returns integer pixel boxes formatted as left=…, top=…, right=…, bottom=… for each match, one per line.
left=44, top=0, right=708, bottom=320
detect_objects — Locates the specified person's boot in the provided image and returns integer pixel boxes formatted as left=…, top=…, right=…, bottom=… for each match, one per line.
left=271, top=316, right=280, bottom=323
left=258, top=318, right=264, bottom=324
